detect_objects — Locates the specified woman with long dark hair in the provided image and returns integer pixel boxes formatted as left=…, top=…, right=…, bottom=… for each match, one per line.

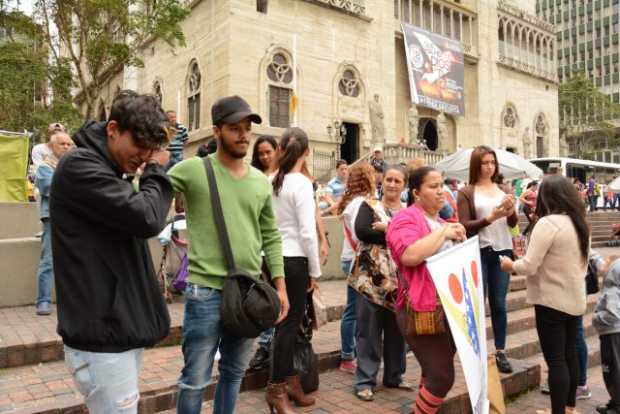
left=520, top=180, right=539, bottom=235
left=338, top=162, right=376, bottom=375
left=251, top=135, right=279, bottom=176
left=500, top=176, right=589, bottom=414
left=266, top=127, right=320, bottom=414
left=248, top=135, right=280, bottom=372
left=386, top=166, right=466, bottom=414
left=456, top=146, right=518, bottom=374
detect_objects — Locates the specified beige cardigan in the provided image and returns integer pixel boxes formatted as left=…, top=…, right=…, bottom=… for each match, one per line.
left=513, top=214, right=587, bottom=316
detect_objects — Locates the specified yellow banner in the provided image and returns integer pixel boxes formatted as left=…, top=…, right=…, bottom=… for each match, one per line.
left=0, top=134, right=30, bottom=202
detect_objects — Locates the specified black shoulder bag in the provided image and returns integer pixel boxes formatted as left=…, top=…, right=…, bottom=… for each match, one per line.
left=203, top=157, right=281, bottom=338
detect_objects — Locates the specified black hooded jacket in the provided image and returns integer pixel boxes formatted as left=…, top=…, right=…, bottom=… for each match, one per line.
left=50, top=121, right=173, bottom=352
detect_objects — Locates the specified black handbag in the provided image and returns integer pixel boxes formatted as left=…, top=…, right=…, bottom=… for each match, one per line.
left=203, top=157, right=281, bottom=338
left=586, top=256, right=599, bottom=295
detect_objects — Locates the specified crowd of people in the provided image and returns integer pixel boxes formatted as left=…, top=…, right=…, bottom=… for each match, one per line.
left=28, top=91, right=620, bottom=414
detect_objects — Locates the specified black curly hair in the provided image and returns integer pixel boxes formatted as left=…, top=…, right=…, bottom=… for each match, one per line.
left=108, top=90, right=169, bottom=149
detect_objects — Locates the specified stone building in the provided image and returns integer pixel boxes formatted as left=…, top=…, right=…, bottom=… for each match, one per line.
left=88, top=0, right=560, bottom=179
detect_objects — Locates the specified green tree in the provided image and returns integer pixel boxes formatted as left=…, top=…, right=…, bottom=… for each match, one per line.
left=34, top=0, right=190, bottom=119
left=0, top=7, right=81, bottom=143
left=559, top=73, right=620, bottom=158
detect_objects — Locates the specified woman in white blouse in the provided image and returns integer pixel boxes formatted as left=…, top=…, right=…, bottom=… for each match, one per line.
left=266, top=127, right=321, bottom=414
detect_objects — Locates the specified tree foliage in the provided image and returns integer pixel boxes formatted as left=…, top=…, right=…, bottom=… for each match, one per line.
left=34, top=0, right=190, bottom=119
left=0, top=6, right=81, bottom=143
left=559, top=73, right=620, bottom=158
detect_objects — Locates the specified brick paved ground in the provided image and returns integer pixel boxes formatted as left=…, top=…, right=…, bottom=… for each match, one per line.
left=158, top=354, right=493, bottom=414
left=511, top=365, right=611, bottom=413
left=0, top=280, right=346, bottom=349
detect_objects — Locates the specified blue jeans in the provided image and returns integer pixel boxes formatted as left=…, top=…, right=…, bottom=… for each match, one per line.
left=576, top=315, right=587, bottom=386
left=64, top=345, right=143, bottom=413
left=480, top=248, right=511, bottom=350
left=177, top=283, right=255, bottom=414
left=340, top=260, right=357, bottom=360
left=36, top=218, right=53, bottom=305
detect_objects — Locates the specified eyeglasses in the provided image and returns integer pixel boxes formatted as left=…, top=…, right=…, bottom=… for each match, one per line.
left=481, top=161, right=497, bottom=166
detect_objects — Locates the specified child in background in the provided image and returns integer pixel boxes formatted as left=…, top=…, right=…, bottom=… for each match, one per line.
left=593, top=253, right=620, bottom=414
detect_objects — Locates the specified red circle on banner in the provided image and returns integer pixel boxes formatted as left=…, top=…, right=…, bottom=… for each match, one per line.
left=471, top=261, right=479, bottom=288
left=449, top=274, right=463, bottom=304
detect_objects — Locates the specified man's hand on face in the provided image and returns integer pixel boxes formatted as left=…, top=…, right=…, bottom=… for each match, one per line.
left=147, top=150, right=170, bottom=167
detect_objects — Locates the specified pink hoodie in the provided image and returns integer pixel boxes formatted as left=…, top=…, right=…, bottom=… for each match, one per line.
left=386, top=204, right=438, bottom=312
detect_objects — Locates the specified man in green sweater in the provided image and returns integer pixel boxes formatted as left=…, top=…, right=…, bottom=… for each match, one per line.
left=168, top=96, right=289, bottom=414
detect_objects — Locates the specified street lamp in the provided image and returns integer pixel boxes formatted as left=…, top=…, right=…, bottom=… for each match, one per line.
left=327, top=120, right=347, bottom=161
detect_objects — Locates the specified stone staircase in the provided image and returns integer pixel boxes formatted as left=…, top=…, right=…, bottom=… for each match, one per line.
left=519, top=210, right=620, bottom=248
left=0, top=273, right=605, bottom=414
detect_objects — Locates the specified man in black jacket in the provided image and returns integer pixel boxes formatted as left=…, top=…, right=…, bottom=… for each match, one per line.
left=50, top=91, right=173, bottom=414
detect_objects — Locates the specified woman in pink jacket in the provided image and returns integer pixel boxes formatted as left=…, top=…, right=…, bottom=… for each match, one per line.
left=386, top=166, right=466, bottom=414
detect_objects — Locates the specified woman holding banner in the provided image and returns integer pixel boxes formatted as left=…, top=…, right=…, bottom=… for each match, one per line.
left=386, top=166, right=466, bottom=414
left=500, top=176, right=588, bottom=414
left=457, top=146, right=517, bottom=374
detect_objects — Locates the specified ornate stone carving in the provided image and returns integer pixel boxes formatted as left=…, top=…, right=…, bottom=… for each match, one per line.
left=503, top=106, right=517, bottom=128
left=339, top=69, right=360, bottom=97
left=301, top=0, right=367, bottom=18
left=559, top=136, right=569, bottom=157
left=153, top=81, right=163, bottom=104
left=536, top=114, right=547, bottom=136
left=408, top=105, right=419, bottom=145
left=522, top=127, right=531, bottom=159
left=267, top=53, right=293, bottom=84
left=368, top=94, right=385, bottom=144
left=497, top=0, right=554, bottom=32
left=436, top=112, right=449, bottom=151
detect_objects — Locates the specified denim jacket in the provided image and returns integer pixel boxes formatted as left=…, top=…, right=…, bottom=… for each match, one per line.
left=35, top=163, right=54, bottom=220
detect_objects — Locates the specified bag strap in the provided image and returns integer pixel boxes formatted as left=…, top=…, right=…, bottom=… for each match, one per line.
left=203, top=157, right=236, bottom=272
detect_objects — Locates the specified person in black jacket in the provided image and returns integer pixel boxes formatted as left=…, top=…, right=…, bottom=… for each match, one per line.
left=50, top=91, right=174, bottom=414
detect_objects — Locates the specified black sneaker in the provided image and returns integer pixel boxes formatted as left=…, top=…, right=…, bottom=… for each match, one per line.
left=247, top=347, right=270, bottom=372
left=597, top=403, right=620, bottom=414
left=495, top=352, right=513, bottom=374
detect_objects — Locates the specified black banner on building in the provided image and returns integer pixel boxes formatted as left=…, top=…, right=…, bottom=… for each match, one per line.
left=402, top=22, right=465, bottom=116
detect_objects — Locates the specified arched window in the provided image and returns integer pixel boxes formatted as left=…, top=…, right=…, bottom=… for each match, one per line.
left=338, top=68, right=361, bottom=97
left=187, top=61, right=201, bottom=131
left=153, top=80, right=163, bottom=105
left=266, top=52, right=293, bottom=128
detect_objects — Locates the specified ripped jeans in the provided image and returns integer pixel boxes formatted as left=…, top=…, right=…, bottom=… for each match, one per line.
left=177, top=283, right=255, bottom=414
left=64, top=345, right=143, bottom=414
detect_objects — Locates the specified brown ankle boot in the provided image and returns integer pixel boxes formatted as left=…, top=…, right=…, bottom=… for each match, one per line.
left=285, top=375, right=315, bottom=407
left=265, top=382, right=299, bottom=414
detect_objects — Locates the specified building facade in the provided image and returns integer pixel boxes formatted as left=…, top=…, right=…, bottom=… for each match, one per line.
left=537, top=0, right=620, bottom=162
left=91, top=0, right=560, bottom=178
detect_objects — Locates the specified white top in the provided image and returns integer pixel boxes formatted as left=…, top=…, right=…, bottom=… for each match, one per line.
left=424, top=216, right=454, bottom=253
left=31, top=143, right=52, bottom=170
left=271, top=173, right=321, bottom=277
left=474, top=188, right=513, bottom=251
left=340, top=196, right=366, bottom=261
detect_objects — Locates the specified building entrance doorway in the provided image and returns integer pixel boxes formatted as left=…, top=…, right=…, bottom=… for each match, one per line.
left=340, top=122, right=359, bottom=164
left=419, top=118, right=438, bottom=151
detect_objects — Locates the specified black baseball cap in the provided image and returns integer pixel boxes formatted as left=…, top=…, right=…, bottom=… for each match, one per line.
left=211, top=95, right=262, bottom=126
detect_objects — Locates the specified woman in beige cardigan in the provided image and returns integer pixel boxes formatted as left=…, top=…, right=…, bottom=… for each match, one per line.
left=500, top=175, right=590, bottom=414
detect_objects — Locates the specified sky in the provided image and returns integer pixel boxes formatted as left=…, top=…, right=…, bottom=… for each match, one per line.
left=9, top=0, right=34, bottom=15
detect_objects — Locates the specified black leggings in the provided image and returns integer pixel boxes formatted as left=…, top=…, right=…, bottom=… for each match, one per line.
left=396, top=308, right=456, bottom=398
left=535, top=305, right=579, bottom=414
left=270, top=257, right=309, bottom=383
